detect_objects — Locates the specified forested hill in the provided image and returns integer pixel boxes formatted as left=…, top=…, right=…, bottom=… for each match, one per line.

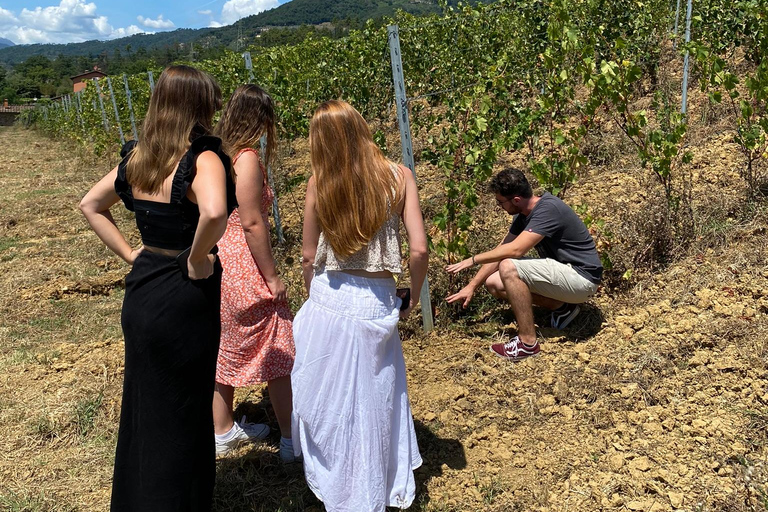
left=0, top=0, right=479, bottom=65
left=0, top=38, right=14, bottom=49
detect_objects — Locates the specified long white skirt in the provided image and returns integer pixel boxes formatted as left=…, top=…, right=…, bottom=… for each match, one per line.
left=291, top=271, right=422, bottom=512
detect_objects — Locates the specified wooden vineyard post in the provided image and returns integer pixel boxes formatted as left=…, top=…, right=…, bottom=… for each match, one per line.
left=388, top=24, right=435, bottom=332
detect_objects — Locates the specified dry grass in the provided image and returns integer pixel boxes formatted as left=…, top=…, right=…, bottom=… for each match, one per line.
left=1, top=114, right=768, bottom=512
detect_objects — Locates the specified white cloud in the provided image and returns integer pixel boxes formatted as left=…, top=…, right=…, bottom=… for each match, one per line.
left=208, top=20, right=224, bottom=28
left=197, top=9, right=212, bottom=15
left=220, top=0, right=278, bottom=25
left=137, top=14, right=174, bottom=30
left=0, top=7, right=19, bottom=26
left=0, top=0, right=148, bottom=44
left=111, top=25, right=144, bottom=38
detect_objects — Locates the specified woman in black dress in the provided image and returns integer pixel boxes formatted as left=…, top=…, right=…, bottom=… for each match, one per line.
left=79, top=65, right=235, bottom=511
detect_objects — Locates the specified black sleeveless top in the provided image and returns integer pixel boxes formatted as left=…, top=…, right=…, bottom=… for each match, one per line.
left=115, top=136, right=237, bottom=250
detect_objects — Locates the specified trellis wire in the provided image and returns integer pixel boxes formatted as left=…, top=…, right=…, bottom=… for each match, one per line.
left=107, top=77, right=125, bottom=145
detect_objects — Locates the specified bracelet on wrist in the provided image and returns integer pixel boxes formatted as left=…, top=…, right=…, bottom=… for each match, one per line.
left=472, top=255, right=476, bottom=265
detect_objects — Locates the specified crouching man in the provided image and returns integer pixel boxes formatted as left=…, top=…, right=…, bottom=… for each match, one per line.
left=445, top=168, right=602, bottom=361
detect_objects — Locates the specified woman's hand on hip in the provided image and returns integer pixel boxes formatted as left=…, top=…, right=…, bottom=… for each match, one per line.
left=188, top=254, right=217, bottom=280
left=127, top=246, right=144, bottom=265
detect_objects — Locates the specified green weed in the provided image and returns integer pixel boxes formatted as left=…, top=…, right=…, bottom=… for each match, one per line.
left=0, top=490, right=76, bottom=512
left=29, top=413, right=58, bottom=441
left=73, top=393, right=103, bottom=437
left=0, top=236, right=20, bottom=252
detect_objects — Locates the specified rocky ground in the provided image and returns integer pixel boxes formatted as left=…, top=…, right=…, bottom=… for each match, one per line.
left=0, top=100, right=766, bottom=512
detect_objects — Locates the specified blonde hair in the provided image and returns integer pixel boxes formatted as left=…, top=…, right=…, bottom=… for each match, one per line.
left=126, top=65, right=221, bottom=193
left=215, top=84, right=277, bottom=180
left=309, top=100, right=403, bottom=259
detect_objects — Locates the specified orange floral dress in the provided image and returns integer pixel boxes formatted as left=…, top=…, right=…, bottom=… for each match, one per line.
left=216, top=148, right=295, bottom=386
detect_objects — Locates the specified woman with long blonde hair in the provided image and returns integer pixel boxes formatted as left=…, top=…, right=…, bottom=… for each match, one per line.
left=79, top=65, right=234, bottom=511
left=292, top=100, right=429, bottom=512
left=211, top=84, right=297, bottom=461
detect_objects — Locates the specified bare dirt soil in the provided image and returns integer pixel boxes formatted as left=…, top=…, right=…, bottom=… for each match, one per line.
left=0, top=110, right=766, bottom=512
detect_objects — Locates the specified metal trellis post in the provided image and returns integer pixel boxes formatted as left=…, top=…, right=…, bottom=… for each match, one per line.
left=75, top=91, right=84, bottom=130
left=673, top=0, right=682, bottom=48
left=148, top=71, right=155, bottom=94
left=107, top=77, right=125, bottom=145
left=388, top=24, right=435, bottom=332
left=123, top=74, right=139, bottom=141
left=681, top=0, right=693, bottom=115
left=93, top=78, right=109, bottom=133
left=260, top=134, right=285, bottom=244
left=243, top=51, right=255, bottom=82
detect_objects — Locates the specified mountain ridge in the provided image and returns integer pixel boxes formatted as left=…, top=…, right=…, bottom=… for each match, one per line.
left=0, top=0, right=476, bottom=65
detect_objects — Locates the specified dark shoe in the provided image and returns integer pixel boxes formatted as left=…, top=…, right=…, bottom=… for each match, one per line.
left=489, top=336, right=540, bottom=361
left=551, top=303, right=581, bottom=329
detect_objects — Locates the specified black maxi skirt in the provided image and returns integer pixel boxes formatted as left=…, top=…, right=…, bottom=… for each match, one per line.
left=110, top=250, right=222, bottom=512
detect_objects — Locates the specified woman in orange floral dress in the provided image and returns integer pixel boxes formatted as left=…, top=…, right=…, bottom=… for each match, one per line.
left=212, top=85, right=297, bottom=461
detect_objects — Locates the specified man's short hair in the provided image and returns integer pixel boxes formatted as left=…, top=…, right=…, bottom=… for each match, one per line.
left=489, top=168, right=533, bottom=198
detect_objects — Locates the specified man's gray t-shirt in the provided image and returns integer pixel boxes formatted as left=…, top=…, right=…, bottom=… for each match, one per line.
left=509, top=192, right=602, bottom=284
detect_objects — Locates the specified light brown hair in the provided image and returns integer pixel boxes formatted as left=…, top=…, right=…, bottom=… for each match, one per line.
left=309, top=100, right=403, bottom=259
left=126, top=65, right=221, bottom=193
left=214, top=84, right=276, bottom=180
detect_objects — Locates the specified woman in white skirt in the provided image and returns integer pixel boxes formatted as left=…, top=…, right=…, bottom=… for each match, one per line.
left=292, top=100, right=429, bottom=512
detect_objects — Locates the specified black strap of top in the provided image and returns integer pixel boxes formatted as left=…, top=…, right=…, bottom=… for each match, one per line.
left=115, top=136, right=236, bottom=211
left=115, top=140, right=138, bottom=211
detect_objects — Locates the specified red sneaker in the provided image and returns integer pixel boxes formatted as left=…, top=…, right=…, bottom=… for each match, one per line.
left=489, top=336, right=540, bottom=361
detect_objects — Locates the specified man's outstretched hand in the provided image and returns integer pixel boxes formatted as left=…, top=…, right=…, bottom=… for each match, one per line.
left=445, top=257, right=473, bottom=274
left=446, top=284, right=475, bottom=308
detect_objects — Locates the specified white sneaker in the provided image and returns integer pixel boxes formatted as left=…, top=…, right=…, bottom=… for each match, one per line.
left=215, top=416, right=270, bottom=456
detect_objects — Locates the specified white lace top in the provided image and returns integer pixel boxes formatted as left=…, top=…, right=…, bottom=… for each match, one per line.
left=314, top=213, right=402, bottom=274
left=314, top=164, right=403, bottom=274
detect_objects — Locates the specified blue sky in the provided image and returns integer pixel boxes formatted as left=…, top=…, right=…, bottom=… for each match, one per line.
left=0, top=0, right=292, bottom=45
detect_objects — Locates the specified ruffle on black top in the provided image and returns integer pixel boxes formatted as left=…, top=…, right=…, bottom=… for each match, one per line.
left=114, top=136, right=236, bottom=212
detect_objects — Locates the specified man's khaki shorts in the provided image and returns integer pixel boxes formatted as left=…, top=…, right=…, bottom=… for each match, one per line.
left=508, top=258, right=598, bottom=304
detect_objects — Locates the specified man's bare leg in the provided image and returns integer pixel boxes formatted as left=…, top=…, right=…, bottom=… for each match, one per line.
left=486, top=270, right=564, bottom=310
left=497, top=260, right=537, bottom=345
left=485, top=270, right=507, bottom=300
left=531, top=293, right=564, bottom=311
